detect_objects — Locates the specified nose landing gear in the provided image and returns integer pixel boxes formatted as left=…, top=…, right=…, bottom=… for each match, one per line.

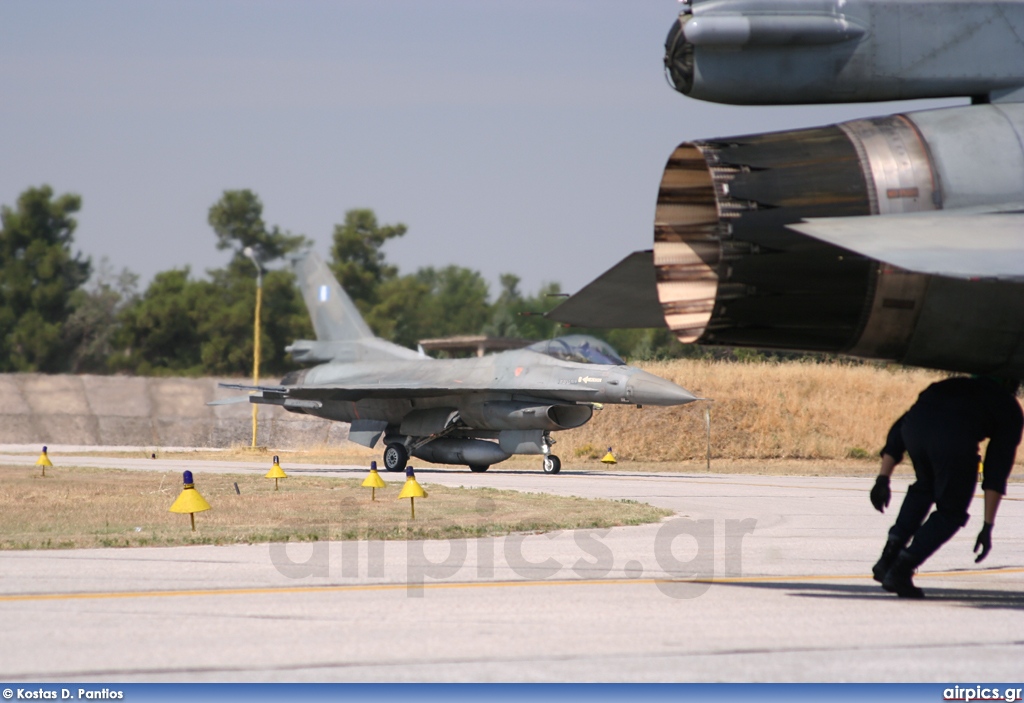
left=541, top=433, right=560, bottom=474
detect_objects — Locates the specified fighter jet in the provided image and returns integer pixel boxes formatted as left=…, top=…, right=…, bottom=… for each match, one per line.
left=550, top=0, right=1024, bottom=378
left=221, top=252, right=696, bottom=474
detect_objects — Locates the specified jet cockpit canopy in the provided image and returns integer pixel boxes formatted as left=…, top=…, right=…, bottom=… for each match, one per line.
left=527, top=335, right=625, bottom=366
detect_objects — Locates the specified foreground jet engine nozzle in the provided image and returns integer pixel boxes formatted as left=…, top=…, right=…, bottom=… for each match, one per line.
left=665, top=0, right=1024, bottom=105
left=654, top=102, right=1024, bottom=376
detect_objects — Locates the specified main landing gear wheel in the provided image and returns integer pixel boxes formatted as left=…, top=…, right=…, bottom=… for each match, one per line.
left=383, top=443, right=408, bottom=472
left=469, top=465, right=489, bottom=473
left=542, top=455, right=561, bottom=474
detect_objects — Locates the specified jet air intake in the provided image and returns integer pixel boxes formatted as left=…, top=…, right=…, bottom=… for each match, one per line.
left=654, top=103, right=1024, bottom=376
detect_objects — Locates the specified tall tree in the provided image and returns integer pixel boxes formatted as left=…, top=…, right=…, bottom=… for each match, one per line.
left=483, top=277, right=565, bottom=341
left=329, top=209, right=407, bottom=314
left=0, top=186, right=91, bottom=371
left=116, top=191, right=312, bottom=376
left=207, top=190, right=306, bottom=265
left=416, top=265, right=491, bottom=338
left=196, top=266, right=312, bottom=376
left=64, top=258, right=139, bottom=373
left=111, top=268, right=209, bottom=375
left=202, top=190, right=312, bottom=376
left=368, top=275, right=432, bottom=346
left=483, top=274, right=523, bottom=339
left=371, top=265, right=491, bottom=349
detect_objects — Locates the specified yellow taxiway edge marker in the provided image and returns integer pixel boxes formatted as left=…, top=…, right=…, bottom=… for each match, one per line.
left=1, top=566, right=1021, bottom=603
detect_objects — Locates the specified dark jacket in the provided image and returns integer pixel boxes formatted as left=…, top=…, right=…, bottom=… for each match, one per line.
left=882, top=377, right=1023, bottom=494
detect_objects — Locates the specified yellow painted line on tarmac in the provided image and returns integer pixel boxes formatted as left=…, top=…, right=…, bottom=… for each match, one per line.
left=697, top=566, right=1024, bottom=584
left=1, top=567, right=1021, bottom=603
left=0, top=578, right=658, bottom=603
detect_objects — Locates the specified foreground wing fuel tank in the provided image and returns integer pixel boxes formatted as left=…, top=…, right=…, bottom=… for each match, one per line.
left=665, top=0, right=1024, bottom=104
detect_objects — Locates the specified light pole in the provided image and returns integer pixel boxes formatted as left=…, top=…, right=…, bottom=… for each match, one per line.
left=243, top=247, right=264, bottom=449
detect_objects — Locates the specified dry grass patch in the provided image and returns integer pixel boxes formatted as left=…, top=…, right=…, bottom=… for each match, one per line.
left=556, top=359, right=950, bottom=462
left=0, top=465, right=671, bottom=550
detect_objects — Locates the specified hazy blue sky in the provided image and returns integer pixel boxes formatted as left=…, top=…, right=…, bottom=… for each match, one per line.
left=1, top=1, right=962, bottom=297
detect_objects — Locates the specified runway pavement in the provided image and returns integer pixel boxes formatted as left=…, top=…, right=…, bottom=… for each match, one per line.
left=0, top=451, right=1022, bottom=682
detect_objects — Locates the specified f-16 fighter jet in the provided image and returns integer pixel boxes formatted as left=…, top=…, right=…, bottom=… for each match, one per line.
left=222, top=252, right=697, bottom=474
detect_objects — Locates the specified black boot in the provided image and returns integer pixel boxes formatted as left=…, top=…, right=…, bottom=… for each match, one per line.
left=872, top=539, right=903, bottom=583
left=882, top=550, right=925, bottom=599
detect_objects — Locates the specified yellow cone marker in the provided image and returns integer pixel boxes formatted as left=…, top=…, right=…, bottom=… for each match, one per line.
left=265, top=455, right=288, bottom=491
left=36, top=445, right=53, bottom=476
left=601, top=447, right=617, bottom=464
left=362, top=460, right=386, bottom=501
left=397, top=466, right=427, bottom=518
left=169, top=470, right=211, bottom=531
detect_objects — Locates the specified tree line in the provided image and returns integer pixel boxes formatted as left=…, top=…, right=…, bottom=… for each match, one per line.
left=0, top=185, right=685, bottom=377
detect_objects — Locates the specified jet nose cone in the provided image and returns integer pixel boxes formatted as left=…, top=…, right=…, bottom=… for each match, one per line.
left=625, top=371, right=698, bottom=406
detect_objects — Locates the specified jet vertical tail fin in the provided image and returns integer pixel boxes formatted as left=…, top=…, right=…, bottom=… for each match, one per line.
left=292, top=251, right=375, bottom=342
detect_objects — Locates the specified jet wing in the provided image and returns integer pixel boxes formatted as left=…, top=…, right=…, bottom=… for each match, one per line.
left=218, top=382, right=600, bottom=403
left=787, top=205, right=1024, bottom=282
left=546, top=250, right=668, bottom=328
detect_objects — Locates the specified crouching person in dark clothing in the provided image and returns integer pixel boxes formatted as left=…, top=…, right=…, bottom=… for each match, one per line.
left=870, top=376, right=1022, bottom=598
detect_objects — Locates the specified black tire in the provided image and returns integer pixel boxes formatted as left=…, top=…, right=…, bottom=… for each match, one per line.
left=542, top=454, right=561, bottom=474
left=383, top=444, right=408, bottom=472
left=469, top=464, right=489, bottom=473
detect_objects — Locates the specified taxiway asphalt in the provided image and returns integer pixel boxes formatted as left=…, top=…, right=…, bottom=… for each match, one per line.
left=0, top=452, right=1021, bottom=682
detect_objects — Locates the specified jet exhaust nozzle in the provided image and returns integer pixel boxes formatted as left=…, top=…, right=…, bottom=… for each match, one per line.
left=654, top=103, right=1024, bottom=376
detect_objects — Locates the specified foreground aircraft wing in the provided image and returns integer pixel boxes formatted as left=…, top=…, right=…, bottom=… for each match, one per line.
left=218, top=382, right=600, bottom=404
left=546, top=250, right=667, bottom=328
left=787, top=205, right=1024, bottom=282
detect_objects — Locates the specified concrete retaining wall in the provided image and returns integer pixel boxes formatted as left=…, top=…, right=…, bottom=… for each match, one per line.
left=0, top=374, right=349, bottom=448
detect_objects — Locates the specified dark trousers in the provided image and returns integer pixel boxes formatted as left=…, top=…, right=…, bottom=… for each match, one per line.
left=888, top=412, right=977, bottom=561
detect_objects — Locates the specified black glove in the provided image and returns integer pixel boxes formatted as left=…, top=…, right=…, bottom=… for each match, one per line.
left=870, top=475, right=891, bottom=513
left=974, top=522, right=993, bottom=563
